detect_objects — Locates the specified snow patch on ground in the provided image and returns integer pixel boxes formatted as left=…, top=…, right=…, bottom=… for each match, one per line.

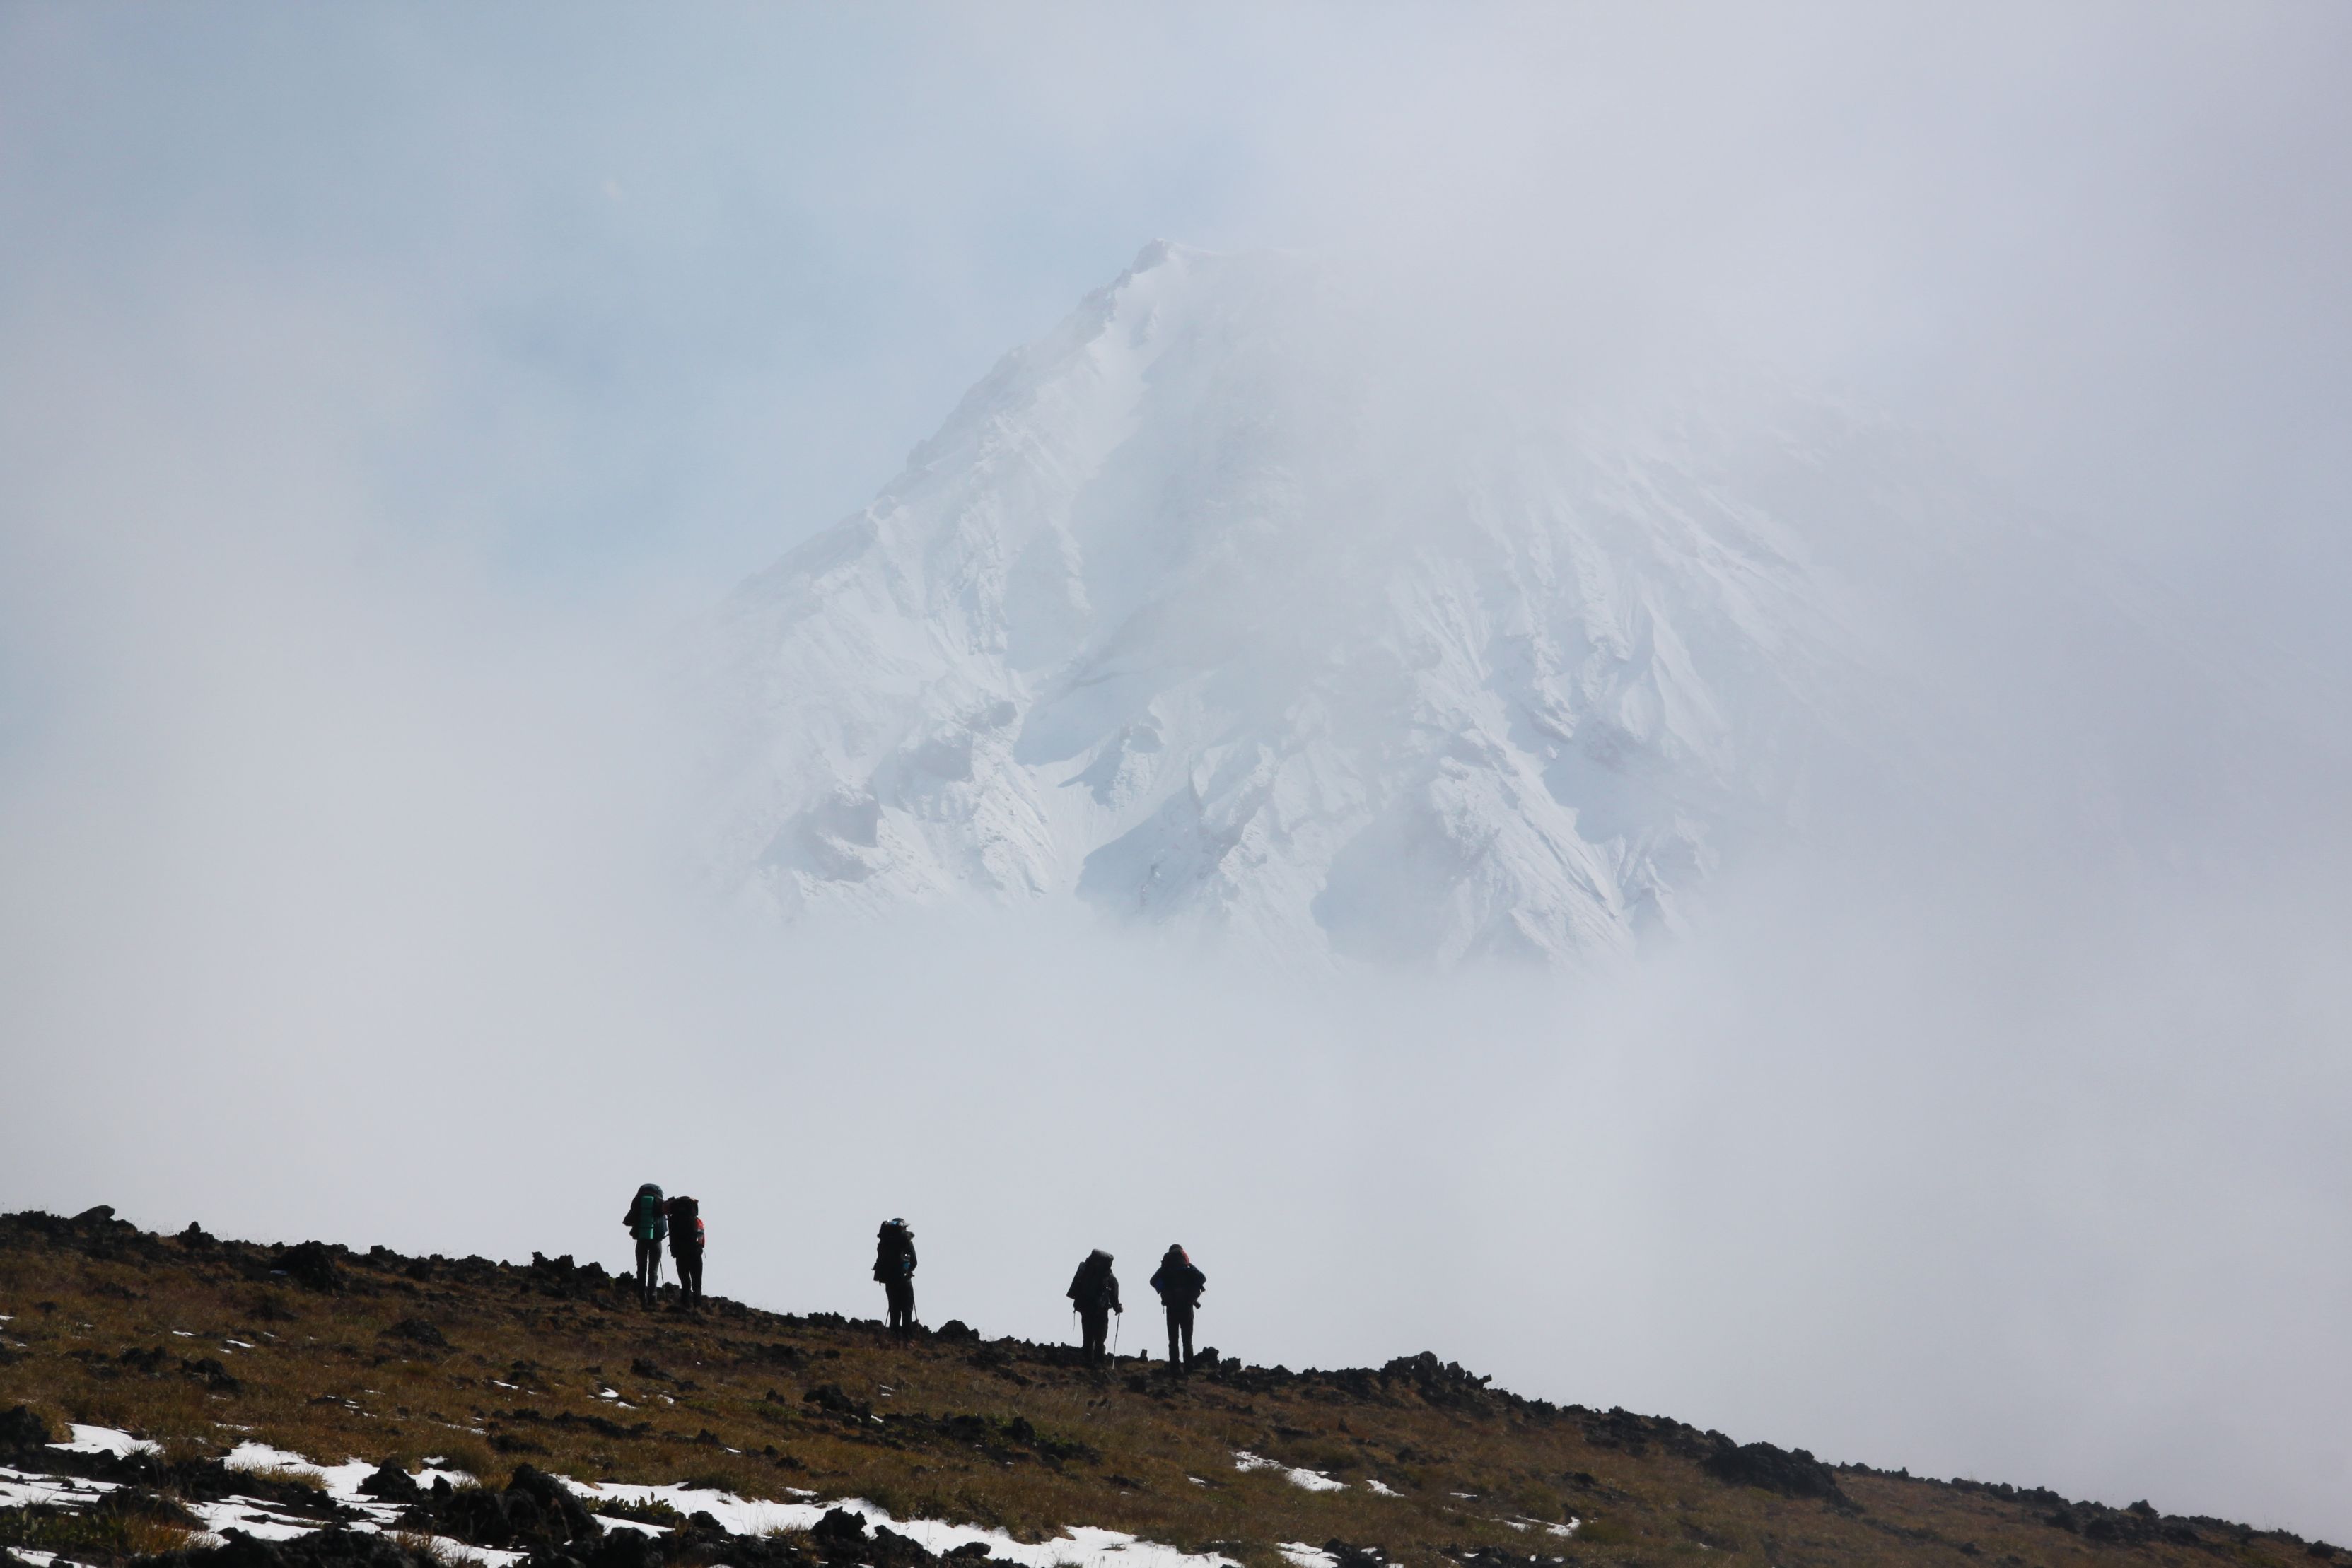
left=562, top=1479, right=1240, bottom=1568
left=0, top=1441, right=1235, bottom=1568
left=1277, top=1547, right=1337, bottom=1568
left=54, top=1426, right=161, bottom=1458
left=0, top=1465, right=120, bottom=1511
left=1233, top=1453, right=1345, bottom=1493
left=221, top=1446, right=472, bottom=1501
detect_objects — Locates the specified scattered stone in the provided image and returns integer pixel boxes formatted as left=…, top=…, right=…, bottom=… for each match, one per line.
left=277, top=1241, right=344, bottom=1294
left=811, top=1508, right=870, bottom=1557
left=401, top=1463, right=598, bottom=1551
left=140, top=1527, right=435, bottom=1568
left=0, top=1403, right=52, bottom=1459
left=357, top=1461, right=421, bottom=1502
left=384, top=1318, right=451, bottom=1350
left=803, top=1383, right=871, bottom=1420
left=182, top=1356, right=242, bottom=1392
left=1701, top=1437, right=1851, bottom=1506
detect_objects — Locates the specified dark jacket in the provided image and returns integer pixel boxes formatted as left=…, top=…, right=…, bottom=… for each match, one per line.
left=1149, top=1250, right=1206, bottom=1309
left=1067, top=1250, right=1120, bottom=1313
left=665, top=1196, right=702, bottom=1256
left=623, top=1185, right=667, bottom=1243
left=874, top=1225, right=916, bottom=1284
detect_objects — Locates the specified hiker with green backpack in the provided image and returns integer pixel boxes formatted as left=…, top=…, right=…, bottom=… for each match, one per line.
left=622, top=1182, right=667, bottom=1308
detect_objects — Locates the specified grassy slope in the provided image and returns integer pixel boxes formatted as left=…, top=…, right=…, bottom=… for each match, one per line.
left=0, top=1210, right=2331, bottom=1568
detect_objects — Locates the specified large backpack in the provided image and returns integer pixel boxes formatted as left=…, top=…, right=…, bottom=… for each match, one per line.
left=1068, top=1251, right=1111, bottom=1307
left=631, top=1184, right=667, bottom=1241
left=668, top=1195, right=699, bottom=1248
left=875, top=1221, right=912, bottom=1280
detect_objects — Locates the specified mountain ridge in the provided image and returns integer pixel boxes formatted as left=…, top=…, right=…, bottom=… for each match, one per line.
left=704, top=242, right=1914, bottom=964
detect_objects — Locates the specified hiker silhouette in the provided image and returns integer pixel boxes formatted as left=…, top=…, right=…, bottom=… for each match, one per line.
left=1148, top=1244, right=1207, bottom=1371
left=665, top=1194, right=704, bottom=1309
left=874, top=1218, right=917, bottom=1334
left=1066, top=1248, right=1121, bottom=1363
left=620, top=1183, right=666, bottom=1307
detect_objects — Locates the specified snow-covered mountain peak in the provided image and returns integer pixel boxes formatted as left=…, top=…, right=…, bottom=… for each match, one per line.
left=706, top=245, right=1899, bottom=965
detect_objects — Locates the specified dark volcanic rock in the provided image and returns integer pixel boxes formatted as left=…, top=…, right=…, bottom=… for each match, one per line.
left=811, top=1509, right=871, bottom=1558
left=801, top=1510, right=938, bottom=1568
left=276, top=1241, right=344, bottom=1293
left=0, top=1404, right=52, bottom=1459
left=357, top=1461, right=422, bottom=1501
left=182, top=1356, right=242, bottom=1391
left=1701, top=1438, right=1851, bottom=1506
left=384, top=1318, right=451, bottom=1350
left=135, top=1527, right=436, bottom=1568
left=403, top=1465, right=599, bottom=1551
left=589, top=1534, right=664, bottom=1568
left=803, top=1384, right=871, bottom=1420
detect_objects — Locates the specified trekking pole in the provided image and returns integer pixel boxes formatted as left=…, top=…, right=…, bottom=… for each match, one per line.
left=1112, top=1312, right=1121, bottom=1360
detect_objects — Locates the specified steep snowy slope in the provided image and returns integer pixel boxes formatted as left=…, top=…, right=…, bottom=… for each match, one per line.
left=703, top=242, right=1935, bottom=964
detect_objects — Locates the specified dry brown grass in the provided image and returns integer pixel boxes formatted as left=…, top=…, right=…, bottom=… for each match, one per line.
left=1, top=1214, right=2335, bottom=1568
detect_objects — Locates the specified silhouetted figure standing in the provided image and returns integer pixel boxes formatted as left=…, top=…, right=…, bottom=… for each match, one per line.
left=1067, top=1248, right=1121, bottom=1363
left=1148, top=1244, right=1206, bottom=1371
left=621, top=1183, right=666, bottom=1308
left=666, top=1194, right=704, bottom=1309
left=875, top=1218, right=917, bottom=1334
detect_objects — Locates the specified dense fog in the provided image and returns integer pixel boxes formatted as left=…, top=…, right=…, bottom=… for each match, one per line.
left=4, top=0, right=2349, bottom=1543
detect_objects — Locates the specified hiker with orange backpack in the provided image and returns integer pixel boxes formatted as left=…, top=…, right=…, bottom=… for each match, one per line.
left=874, top=1218, right=916, bottom=1334
left=666, top=1194, right=705, bottom=1309
left=621, top=1183, right=666, bottom=1308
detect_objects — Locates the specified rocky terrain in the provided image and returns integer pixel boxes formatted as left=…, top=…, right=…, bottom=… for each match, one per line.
left=1, top=1209, right=2333, bottom=1568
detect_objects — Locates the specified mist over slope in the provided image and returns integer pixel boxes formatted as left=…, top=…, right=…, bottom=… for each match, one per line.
left=701, top=242, right=2223, bottom=966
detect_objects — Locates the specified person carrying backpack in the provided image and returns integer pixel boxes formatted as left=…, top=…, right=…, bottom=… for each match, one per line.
left=874, top=1219, right=916, bottom=1334
left=620, top=1183, right=667, bottom=1308
left=665, top=1195, right=705, bottom=1309
left=1066, top=1248, right=1120, bottom=1363
left=1148, top=1244, right=1207, bottom=1372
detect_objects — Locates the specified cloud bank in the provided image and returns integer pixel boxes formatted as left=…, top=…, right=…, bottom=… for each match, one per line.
left=4, top=0, right=2351, bottom=1543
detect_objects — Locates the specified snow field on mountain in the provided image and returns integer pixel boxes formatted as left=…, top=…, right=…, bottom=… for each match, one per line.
left=707, top=242, right=1911, bottom=965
